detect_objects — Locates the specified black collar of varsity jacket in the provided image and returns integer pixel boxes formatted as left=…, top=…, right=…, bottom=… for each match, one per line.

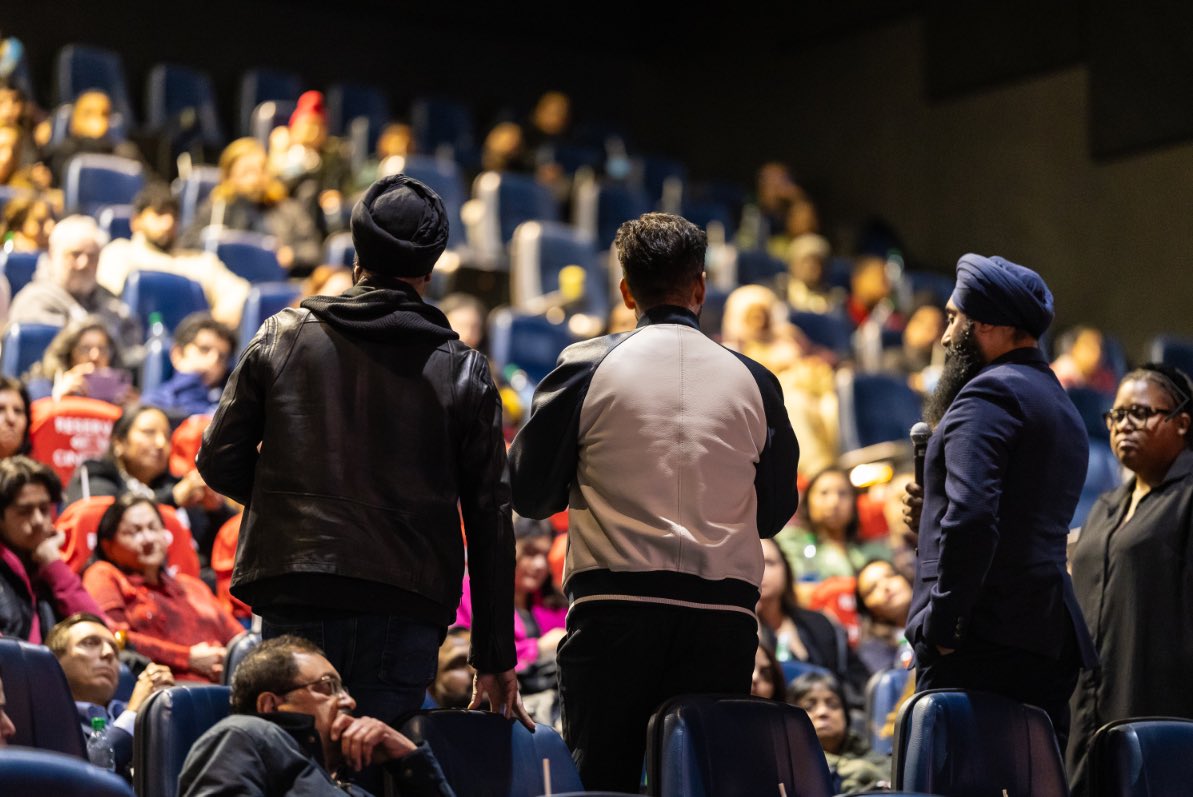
left=638, top=304, right=700, bottom=330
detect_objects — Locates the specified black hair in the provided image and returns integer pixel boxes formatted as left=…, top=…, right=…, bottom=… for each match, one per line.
left=108, top=404, right=168, bottom=458
left=754, top=641, right=787, bottom=702
left=45, top=612, right=112, bottom=657
left=614, top=212, right=707, bottom=308
left=787, top=671, right=850, bottom=732
left=172, top=311, right=237, bottom=353
left=800, top=467, right=860, bottom=543
left=761, top=538, right=800, bottom=623
left=132, top=182, right=180, bottom=217
left=94, top=493, right=164, bottom=565
left=0, top=376, right=31, bottom=455
left=0, top=455, right=62, bottom=515
left=230, top=635, right=324, bottom=715
left=1124, top=363, right=1193, bottom=449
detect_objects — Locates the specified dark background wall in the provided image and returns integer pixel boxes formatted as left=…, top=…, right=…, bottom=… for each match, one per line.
left=6, top=2, right=1193, bottom=355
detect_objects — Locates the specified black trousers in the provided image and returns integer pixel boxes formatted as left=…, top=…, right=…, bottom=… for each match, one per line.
left=916, top=627, right=1080, bottom=752
left=557, top=601, right=758, bottom=793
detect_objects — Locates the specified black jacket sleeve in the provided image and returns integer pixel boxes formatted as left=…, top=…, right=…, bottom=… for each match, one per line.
left=728, top=351, right=800, bottom=537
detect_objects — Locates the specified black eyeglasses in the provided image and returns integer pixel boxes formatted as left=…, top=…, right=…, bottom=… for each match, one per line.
left=1103, top=404, right=1177, bottom=429
left=282, top=674, right=347, bottom=698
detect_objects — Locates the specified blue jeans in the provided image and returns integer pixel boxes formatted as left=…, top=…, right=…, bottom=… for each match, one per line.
left=260, top=613, right=442, bottom=729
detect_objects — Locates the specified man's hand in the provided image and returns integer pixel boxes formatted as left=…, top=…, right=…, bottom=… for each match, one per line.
left=188, top=642, right=227, bottom=680
left=902, top=482, right=924, bottom=546
left=172, top=469, right=209, bottom=508
left=29, top=530, right=65, bottom=568
left=127, top=663, right=174, bottom=711
left=330, top=714, right=419, bottom=771
left=469, top=669, right=534, bottom=731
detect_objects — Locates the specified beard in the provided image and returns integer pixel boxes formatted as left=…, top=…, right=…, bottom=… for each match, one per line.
left=924, top=320, right=985, bottom=427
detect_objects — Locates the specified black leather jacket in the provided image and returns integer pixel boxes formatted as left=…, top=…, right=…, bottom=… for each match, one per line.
left=197, top=282, right=515, bottom=672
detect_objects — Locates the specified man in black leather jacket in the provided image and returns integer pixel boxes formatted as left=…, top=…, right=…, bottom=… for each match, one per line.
left=197, top=176, right=528, bottom=758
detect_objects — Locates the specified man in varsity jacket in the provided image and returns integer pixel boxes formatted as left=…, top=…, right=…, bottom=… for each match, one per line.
left=509, top=212, right=800, bottom=792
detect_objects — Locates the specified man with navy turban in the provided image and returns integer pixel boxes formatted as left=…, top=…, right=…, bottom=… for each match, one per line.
left=198, top=175, right=531, bottom=787
left=903, top=253, right=1096, bottom=748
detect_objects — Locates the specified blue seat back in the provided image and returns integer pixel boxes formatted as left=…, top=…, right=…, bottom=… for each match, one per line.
left=541, top=142, right=605, bottom=175
left=395, top=155, right=467, bottom=249
left=737, top=250, right=786, bottom=286
left=1068, top=387, right=1114, bottom=442
left=139, top=330, right=175, bottom=394
left=326, top=82, right=389, bottom=147
left=0, top=639, right=87, bottom=757
left=595, top=183, right=652, bottom=249
left=323, top=231, right=355, bottom=268
left=0, top=747, right=135, bottom=796
left=145, top=63, right=222, bottom=146
left=49, top=104, right=128, bottom=148
left=133, top=685, right=231, bottom=797
left=1, top=323, right=63, bottom=378
left=682, top=198, right=735, bottom=238
left=402, top=710, right=583, bottom=797
left=97, top=203, right=133, bottom=241
left=411, top=97, right=475, bottom=161
left=115, top=662, right=136, bottom=703
left=647, top=694, right=834, bottom=797
left=221, top=631, right=263, bottom=686
left=237, top=68, right=302, bottom=136
left=489, top=309, right=574, bottom=387
left=790, top=310, right=853, bottom=356
left=497, top=173, right=559, bottom=244
left=0, top=250, right=41, bottom=296
left=511, top=221, right=607, bottom=319
left=780, top=659, right=833, bottom=686
left=864, top=667, right=911, bottom=755
left=640, top=155, right=687, bottom=204
left=838, top=371, right=925, bottom=452
left=1072, top=440, right=1124, bottom=528
left=894, top=689, right=1068, bottom=796
left=1090, top=717, right=1193, bottom=797
left=239, top=283, right=300, bottom=355
left=1148, top=335, right=1193, bottom=379
left=55, top=44, right=134, bottom=124
left=205, top=229, right=286, bottom=283
left=122, top=270, right=209, bottom=336
left=175, top=165, right=220, bottom=229
left=63, top=154, right=145, bottom=216
left=903, top=270, right=954, bottom=307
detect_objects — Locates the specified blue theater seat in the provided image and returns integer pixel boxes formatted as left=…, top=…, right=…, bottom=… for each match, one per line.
left=0, top=747, right=135, bottom=796
left=837, top=370, right=924, bottom=452
left=469, top=171, right=560, bottom=263
left=63, top=154, right=145, bottom=217
left=133, top=685, right=231, bottom=797
left=55, top=44, right=134, bottom=124
left=122, top=270, right=209, bottom=336
left=145, top=63, right=223, bottom=147
left=510, top=220, right=608, bottom=320
left=97, top=203, right=133, bottom=241
left=1148, top=335, right=1193, bottom=379
left=0, top=638, right=87, bottom=757
left=201, top=228, right=286, bottom=283
left=790, top=310, right=853, bottom=357
left=864, top=667, right=911, bottom=755
left=1089, top=717, right=1193, bottom=797
left=488, top=309, right=574, bottom=387
left=737, top=249, right=787, bottom=286
left=410, top=96, right=476, bottom=163
left=174, top=165, right=220, bottom=229
left=893, top=689, right=1068, bottom=796
left=221, top=631, right=262, bottom=686
left=238, top=282, right=300, bottom=354
left=781, top=659, right=833, bottom=687
left=647, top=694, right=834, bottom=797
left=237, top=68, right=301, bottom=137
left=403, top=710, right=589, bottom=797
left=326, top=82, right=389, bottom=149
left=0, top=322, right=63, bottom=378
left=323, top=231, right=355, bottom=267
left=1072, top=440, right=1124, bottom=529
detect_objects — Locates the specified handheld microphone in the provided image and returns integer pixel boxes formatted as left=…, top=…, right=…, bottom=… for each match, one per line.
left=910, top=422, right=932, bottom=487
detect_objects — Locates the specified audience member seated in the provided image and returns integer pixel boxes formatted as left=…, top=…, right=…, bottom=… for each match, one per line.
left=0, top=122, right=52, bottom=194
left=0, top=79, right=49, bottom=168
left=752, top=162, right=801, bottom=243
left=81, top=494, right=242, bottom=682
left=721, top=284, right=803, bottom=375
left=523, top=90, right=572, bottom=199
left=455, top=516, right=564, bottom=722
left=0, top=455, right=103, bottom=642
left=606, top=302, right=637, bottom=335
left=180, top=137, right=322, bottom=273
left=768, top=186, right=820, bottom=260
left=350, top=122, right=415, bottom=192
left=440, top=292, right=487, bottom=352
left=853, top=559, right=912, bottom=675
left=270, top=91, right=350, bottom=236
left=788, top=671, right=890, bottom=794
left=428, top=628, right=474, bottom=709
left=47, top=611, right=175, bottom=777
left=0, top=671, right=15, bottom=745
left=0, top=376, right=30, bottom=458
left=783, top=232, right=838, bottom=313
left=44, top=90, right=144, bottom=183
left=845, top=253, right=900, bottom=331
left=142, top=312, right=235, bottom=419
left=750, top=641, right=787, bottom=701
left=8, top=215, right=142, bottom=356
left=777, top=467, right=890, bottom=595
left=97, top=184, right=250, bottom=327
left=66, top=404, right=206, bottom=510
left=25, top=315, right=133, bottom=402
left=178, top=635, right=454, bottom=797
left=1051, top=324, right=1118, bottom=394
left=299, top=264, right=354, bottom=301
left=480, top=121, right=535, bottom=175
left=757, top=538, right=859, bottom=692
left=1, top=194, right=56, bottom=252
left=882, top=300, right=944, bottom=394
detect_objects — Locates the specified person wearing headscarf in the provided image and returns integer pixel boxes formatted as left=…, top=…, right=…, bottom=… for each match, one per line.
left=197, top=174, right=529, bottom=790
left=902, top=253, right=1097, bottom=751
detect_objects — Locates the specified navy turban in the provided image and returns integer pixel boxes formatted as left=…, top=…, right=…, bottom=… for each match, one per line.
left=350, top=174, right=449, bottom=277
left=950, top=253, right=1054, bottom=339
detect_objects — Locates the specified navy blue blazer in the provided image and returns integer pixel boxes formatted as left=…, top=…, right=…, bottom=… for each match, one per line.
left=907, top=346, right=1097, bottom=667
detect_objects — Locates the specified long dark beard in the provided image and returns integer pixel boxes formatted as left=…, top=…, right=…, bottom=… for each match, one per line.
left=924, top=320, right=985, bottom=427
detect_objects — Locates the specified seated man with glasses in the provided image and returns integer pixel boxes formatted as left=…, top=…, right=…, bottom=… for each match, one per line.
left=179, top=635, right=454, bottom=797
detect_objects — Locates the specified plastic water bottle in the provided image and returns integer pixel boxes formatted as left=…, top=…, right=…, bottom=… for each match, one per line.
left=147, top=311, right=167, bottom=344
left=87, top=716, right=116, bottom=771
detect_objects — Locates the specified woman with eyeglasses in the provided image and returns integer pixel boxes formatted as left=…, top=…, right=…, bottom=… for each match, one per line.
left=1066, top=363, right=1193, bottom=796
left=25, top=315, right=134, bottom=403
left=82, top=494, right=242, bottom=683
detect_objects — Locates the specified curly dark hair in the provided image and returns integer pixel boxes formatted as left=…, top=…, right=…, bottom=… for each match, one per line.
left=613, top=212, right=706, bottom=308
left=1123, top=362, right=1193, bottom=449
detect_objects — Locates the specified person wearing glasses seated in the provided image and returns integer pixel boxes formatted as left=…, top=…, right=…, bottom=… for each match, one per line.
left=179, top=635, right=454, bottom=797
left=81, top=494, right=242, bottom=682
left=1066, top=363, right=1193, bottom=797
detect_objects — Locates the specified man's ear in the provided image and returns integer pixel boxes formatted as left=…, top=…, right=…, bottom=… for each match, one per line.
left=256, top=692, right=281, bottom=714
left=618, top=278, right=637, bottom=312
left=692, top=272, right=707, bottom=307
